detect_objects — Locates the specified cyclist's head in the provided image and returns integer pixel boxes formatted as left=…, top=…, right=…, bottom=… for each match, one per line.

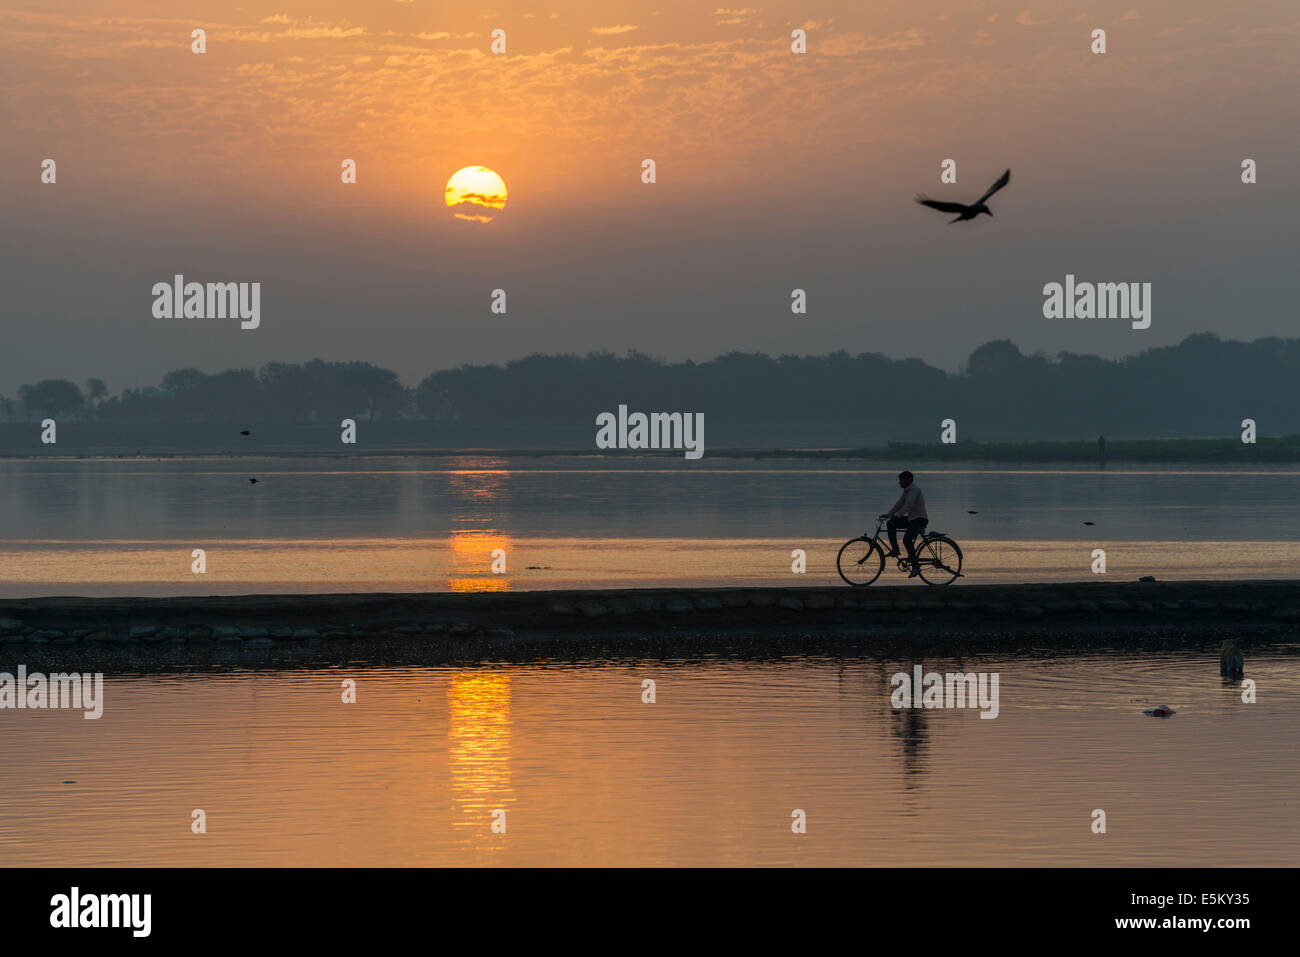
left=898, top=470, right=914, bottom=487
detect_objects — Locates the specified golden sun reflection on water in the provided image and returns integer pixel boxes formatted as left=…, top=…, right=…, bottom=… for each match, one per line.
left=446, top=530, right=511, bottom=592
left=446, top=672, right=513, bottom=832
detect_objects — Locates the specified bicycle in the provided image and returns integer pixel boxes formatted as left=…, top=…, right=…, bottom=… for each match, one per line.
left=837, top=515, right=964, bottom=586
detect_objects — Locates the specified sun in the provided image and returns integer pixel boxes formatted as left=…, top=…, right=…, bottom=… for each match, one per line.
left=445, top=166, right=507, bottom=223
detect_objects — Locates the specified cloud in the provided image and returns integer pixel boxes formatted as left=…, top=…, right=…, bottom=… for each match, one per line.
left=820, top=28, right=925, bottom=56
left=241, top=26, right=367, bottom=42
left=3, top=0, right=1292, bottom=211
left=448, top=190, right=507, bottom=208
left=589, top=25, right=638, bottom=35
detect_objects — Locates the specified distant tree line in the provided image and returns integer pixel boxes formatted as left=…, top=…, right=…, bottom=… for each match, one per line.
left=3, top=334, right=1298, bottom=441
left=4, top=361, right=407, bottom=425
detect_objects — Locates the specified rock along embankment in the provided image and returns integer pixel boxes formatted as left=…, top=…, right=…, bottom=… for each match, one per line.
left=2, top=580, right=1299, bottom=652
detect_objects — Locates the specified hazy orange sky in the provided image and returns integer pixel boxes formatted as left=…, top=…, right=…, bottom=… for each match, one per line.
left=2, top=0, right=1297, bottom=390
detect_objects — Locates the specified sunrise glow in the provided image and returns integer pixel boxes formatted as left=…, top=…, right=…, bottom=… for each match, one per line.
left=445, top=166, right=508, bottom=223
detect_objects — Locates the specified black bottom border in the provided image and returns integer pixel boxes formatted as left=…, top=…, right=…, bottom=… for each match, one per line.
left=0, top=867, right=1277, bottom=943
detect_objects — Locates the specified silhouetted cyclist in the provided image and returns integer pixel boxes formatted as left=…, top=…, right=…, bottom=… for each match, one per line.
left=881, top=470, right=928, bottom=579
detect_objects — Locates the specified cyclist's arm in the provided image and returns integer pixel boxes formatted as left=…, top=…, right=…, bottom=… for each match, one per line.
left=885, top=491, right=906, bottom=517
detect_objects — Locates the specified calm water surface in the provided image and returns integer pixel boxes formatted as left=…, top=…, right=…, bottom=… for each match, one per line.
left=3, top=456, right=1299, bottom=595
left=1, top=647, right=1295, bottom=866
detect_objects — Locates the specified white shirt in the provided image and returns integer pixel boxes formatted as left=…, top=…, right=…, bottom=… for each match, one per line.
left=889, top=484, right=928, bottom=520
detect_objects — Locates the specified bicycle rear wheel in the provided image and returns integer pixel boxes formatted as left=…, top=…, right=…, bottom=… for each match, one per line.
left=837, top=537, right=884, bottom=586
left=917, top=535, right=963, bottom=585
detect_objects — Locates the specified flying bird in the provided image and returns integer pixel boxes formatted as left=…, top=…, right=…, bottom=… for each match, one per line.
left=916, top=169, right=1011, bottom=223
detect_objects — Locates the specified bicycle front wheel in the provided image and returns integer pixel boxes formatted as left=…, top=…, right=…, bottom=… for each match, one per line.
left=837, top=537, right=884, bottom=586
left=917, top=535, right=963, bottom=585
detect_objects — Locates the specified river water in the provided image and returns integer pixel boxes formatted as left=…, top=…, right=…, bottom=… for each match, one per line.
left=1, top=647, right=1295, bottom=866
left=2, top=456, right=1298, bottom=595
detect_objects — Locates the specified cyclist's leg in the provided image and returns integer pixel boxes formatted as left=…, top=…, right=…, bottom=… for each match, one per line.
left=903, top=518, right=927, bottom=563
left=885, top=517, right=903, bottom=555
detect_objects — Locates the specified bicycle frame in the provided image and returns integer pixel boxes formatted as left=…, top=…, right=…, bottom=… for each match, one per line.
left=868, top=516, right=928, bottom=567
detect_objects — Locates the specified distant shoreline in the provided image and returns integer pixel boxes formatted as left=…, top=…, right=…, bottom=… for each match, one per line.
left=2, top=435, right=1300, bottom=464
left=4, top=581, right=1299, bottom=662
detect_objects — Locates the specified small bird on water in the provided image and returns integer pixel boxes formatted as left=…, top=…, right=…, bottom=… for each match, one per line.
left=240, top=430, right=251, bottom=436
left=915, top=169, right=1011, bottom=223
left=248, top=478, right=259, bottom=485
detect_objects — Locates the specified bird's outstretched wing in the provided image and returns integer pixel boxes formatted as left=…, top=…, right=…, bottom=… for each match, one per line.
left=915, top=195, right=968, bottom=214
left=975, top=169, right=1011, bottom=205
